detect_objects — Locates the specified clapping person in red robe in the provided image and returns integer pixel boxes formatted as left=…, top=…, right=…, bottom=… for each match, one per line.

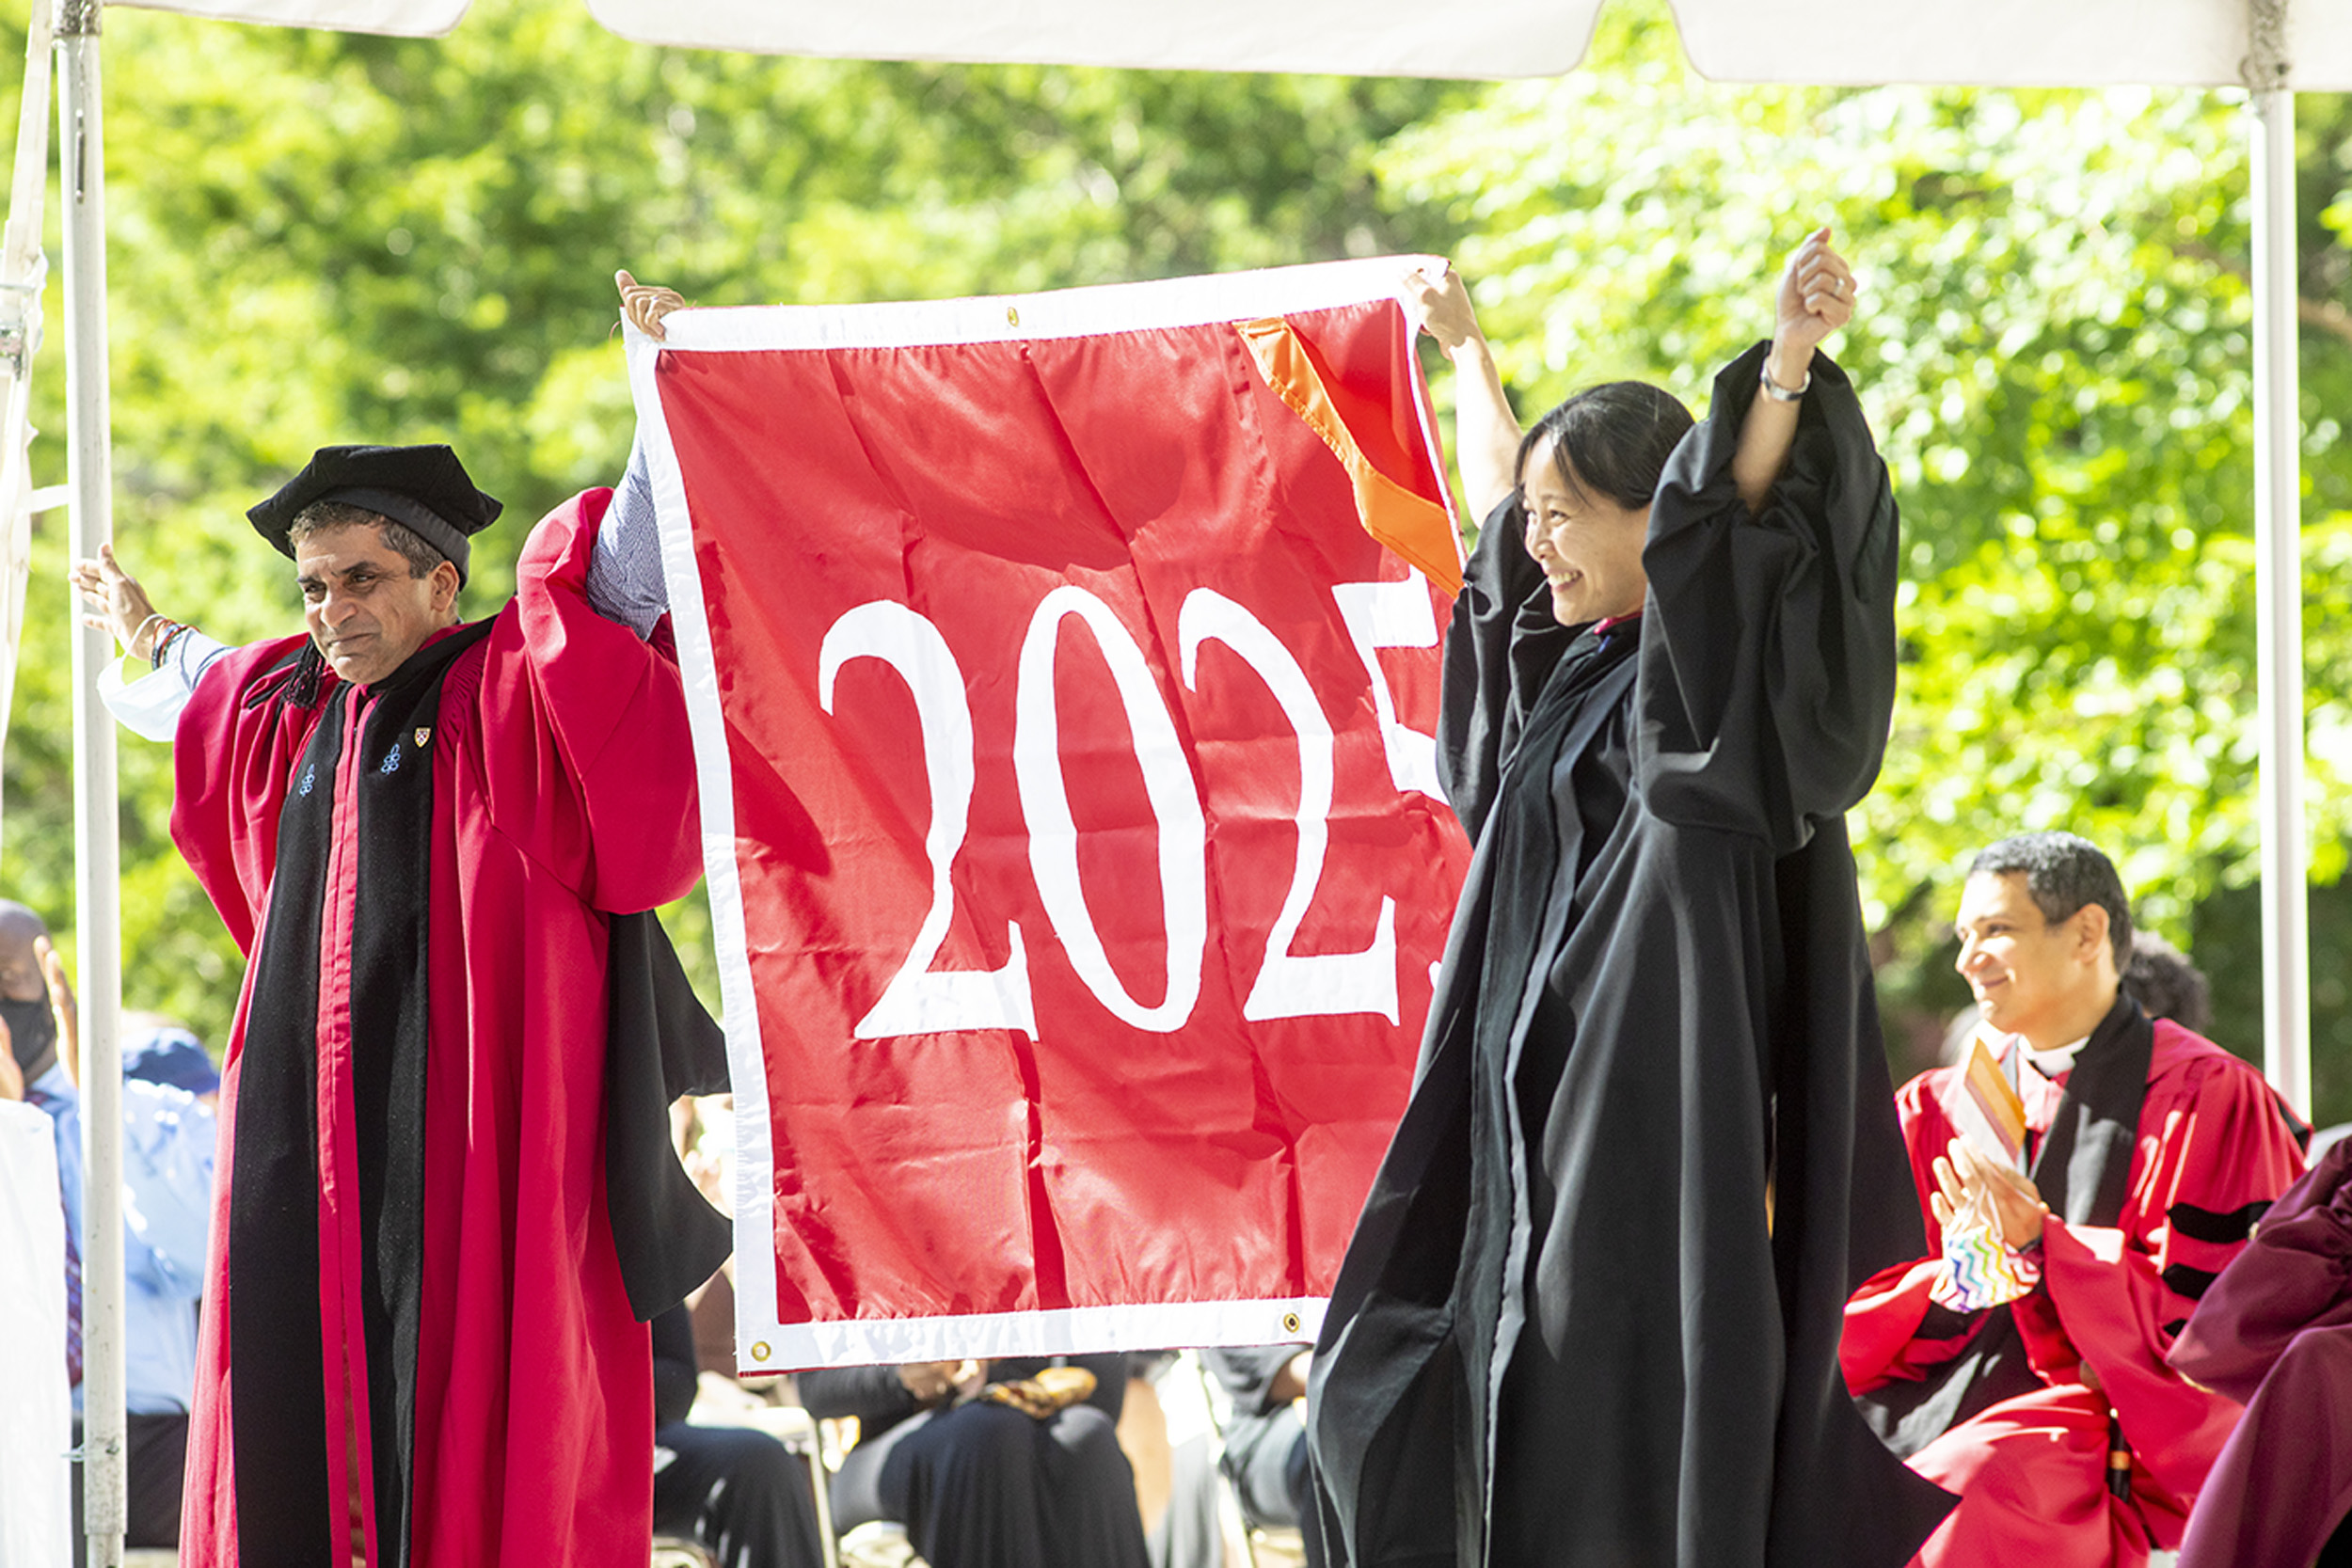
left=65, top=273, right=728, bottom=1568
left=1841, top=832, right=2308, bottom=1568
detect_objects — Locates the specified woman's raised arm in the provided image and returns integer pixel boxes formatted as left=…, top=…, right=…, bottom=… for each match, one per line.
left=1731, top=227, right=1856, bottom=514
left=1399, top=263, right=1523, bottom=521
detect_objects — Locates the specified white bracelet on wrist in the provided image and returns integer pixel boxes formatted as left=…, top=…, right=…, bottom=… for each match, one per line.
left=128, top=610, right=167, bottom=657
left=1758, top=361, right=1810, bottom=403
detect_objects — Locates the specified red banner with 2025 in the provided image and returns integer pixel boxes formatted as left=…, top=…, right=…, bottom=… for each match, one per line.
left=632, top=260, right=1473, bottom=1370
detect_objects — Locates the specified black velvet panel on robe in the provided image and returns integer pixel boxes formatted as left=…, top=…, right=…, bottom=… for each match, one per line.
left=1308, top=344, right=1954, bottom=1568
left=1857, top=993, right=2153, bottom=1457
left=230, top=621, right=495, bottom=1568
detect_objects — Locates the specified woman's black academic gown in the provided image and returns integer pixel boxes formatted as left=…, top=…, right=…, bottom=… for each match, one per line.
left=1307, top=343, right=1953, bottom=1568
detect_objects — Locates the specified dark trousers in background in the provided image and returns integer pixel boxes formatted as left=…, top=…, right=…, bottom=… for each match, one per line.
left=655, top=1420, right=828, bottom=1568
left=833, top=1397, right=1152, bottom=1568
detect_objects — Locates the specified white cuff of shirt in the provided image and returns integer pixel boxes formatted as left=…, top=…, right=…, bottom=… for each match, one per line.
left=98, top=630, right=231, bottom=742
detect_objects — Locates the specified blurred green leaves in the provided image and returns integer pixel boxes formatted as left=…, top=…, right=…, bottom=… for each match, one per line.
left=1377, top=7, right=2352, bottom=1095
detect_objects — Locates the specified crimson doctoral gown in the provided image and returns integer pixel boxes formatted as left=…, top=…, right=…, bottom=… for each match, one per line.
left=1842, top=1006, right=2307, bottom=1567
left=169, top=490, right=702, bottom=1568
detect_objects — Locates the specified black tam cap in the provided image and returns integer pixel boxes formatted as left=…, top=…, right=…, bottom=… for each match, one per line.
left=247, top=444, right=502, bottom=588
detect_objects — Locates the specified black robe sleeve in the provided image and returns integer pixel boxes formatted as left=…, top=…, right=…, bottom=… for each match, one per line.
left=605, top=910, right=736, bottom=1323
left=1201, top=1345, right=1304, bottom=1418
left=1638, top=343, right=1899, bottom=851
left=796, top=1365, right=928, bottom=1437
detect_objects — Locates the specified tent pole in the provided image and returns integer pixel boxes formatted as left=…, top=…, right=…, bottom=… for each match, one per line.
left=2249, top=2, right=2311, bottom=1121
left=56, top=0, right=123, bottom=1562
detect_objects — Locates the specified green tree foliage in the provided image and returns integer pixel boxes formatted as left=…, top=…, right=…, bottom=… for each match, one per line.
left=0, top=0, right=1466, bottom=1051
left=1379, top=7, right=2352, bottom=1107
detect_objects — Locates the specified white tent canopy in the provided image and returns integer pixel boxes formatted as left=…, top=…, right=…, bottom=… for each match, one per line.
left=112, top=0, right=2352, bottom=85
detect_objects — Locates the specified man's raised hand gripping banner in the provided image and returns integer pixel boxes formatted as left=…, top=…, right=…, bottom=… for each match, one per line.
left=628, top=259, right=1473, bottom=1370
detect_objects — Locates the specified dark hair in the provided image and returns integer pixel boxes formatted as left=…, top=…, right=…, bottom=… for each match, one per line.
left=288, top=500, right=446, bottom=579
left=2124, top=930, right=2212, bottom=1036
left=1968, top=832, right=2134, bottom=971
left=1515, top=381, right=1695, bottom=512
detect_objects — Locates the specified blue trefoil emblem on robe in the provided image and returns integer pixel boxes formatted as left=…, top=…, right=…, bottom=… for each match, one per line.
left=298, top=764, right=316, bottom=797
left=380, top=742, right=402, bottom=775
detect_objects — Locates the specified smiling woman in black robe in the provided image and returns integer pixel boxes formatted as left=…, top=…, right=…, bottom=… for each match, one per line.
left=1305, top=232, right=1953, bottom=1568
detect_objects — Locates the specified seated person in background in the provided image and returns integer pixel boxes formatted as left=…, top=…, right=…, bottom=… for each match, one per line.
left=798, top=1354, right=1149, bottom=1568
left=1200, top=1346, right=1322, bottom=1568
left=2167, top=1135, right=2352, bottom=1568
left=1842, top=832, right=2308, bottom=1568
left=1940, top=931, right=2214, bottom=1070
left=652, top=1298, right=824, bottom=1568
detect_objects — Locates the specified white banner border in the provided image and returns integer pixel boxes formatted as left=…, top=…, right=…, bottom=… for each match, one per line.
left=738, top=1298, right=1327, bottom=1377
left=645, top=253, right=1442, bottom=355
left=627, top=333, right=789, bottom=1358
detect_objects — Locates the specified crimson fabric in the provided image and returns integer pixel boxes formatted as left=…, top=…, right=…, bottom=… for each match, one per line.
left=1843, top=1017, right=2308, bottom=1568
left=169, top=490, right=702, bottom=1568
left=2169, top=1136, right=2352, bottom=1568
left=654, top=299, right=1466, bottom=1338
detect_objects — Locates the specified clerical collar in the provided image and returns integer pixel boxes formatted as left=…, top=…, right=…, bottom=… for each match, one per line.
left=2023, top=1036, right=2089, bottom=1078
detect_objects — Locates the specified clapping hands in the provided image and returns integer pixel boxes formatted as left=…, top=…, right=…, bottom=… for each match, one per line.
left=1931, top=1136, right=2049, bottom=1250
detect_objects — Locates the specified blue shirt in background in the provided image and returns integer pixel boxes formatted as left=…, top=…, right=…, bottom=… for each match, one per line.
left=26, top=1067, right=215, bottom=1415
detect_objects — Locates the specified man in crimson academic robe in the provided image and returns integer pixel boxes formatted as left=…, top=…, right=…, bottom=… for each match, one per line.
left=69, top=341, right=723, bottom=1563
left=1841, top=832, right=2307, bottom=1568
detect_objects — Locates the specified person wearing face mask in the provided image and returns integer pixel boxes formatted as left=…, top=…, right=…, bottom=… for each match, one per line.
left=0, top=901, right=85, bottom=1411
left=1306, top=234, right=1951, bottom=1568
left=0, top=899, right=73, bottom=1099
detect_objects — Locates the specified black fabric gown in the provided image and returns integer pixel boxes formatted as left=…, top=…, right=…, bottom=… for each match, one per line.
left=1306, top=343, right=1953, bottom=1568
left=798, top=1355, right=1151, bottom=1568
